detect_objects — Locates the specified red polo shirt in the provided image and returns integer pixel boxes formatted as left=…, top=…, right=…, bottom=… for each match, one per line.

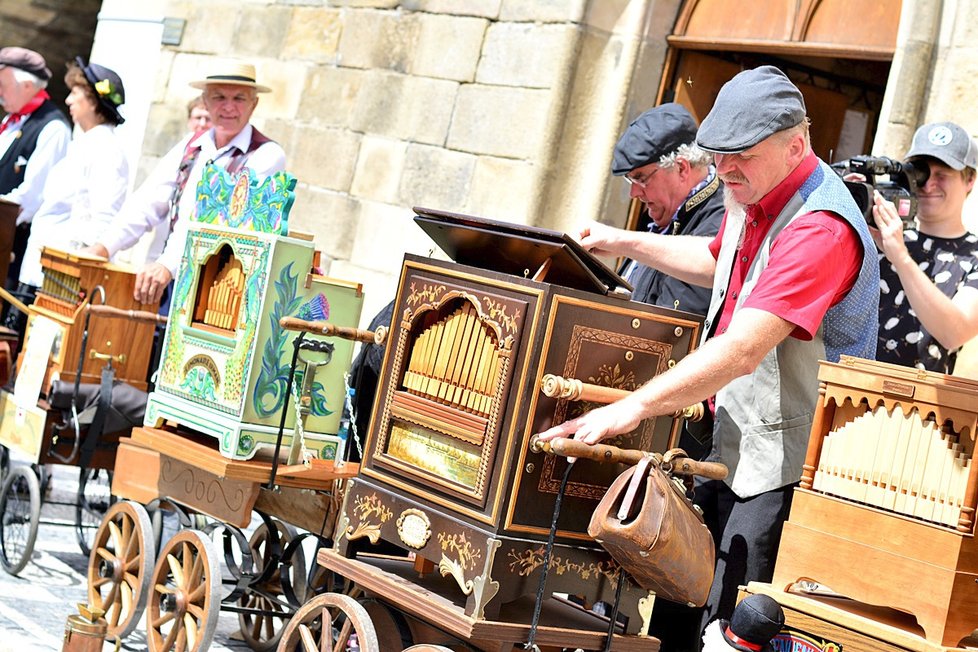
left=707, top=152, right=862, bottom=340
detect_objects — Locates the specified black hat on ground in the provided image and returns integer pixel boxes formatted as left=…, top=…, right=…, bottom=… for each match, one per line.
left=719, top=594, right=785, bottom=652
left=75, top=56, right=125, bottom=125
left=612, top=103, right=699, bottom=175
left=697, top=65, right=806, bottom=154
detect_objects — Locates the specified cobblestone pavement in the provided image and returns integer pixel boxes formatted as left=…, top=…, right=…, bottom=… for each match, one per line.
left=0, top=464, right=255, bottom=652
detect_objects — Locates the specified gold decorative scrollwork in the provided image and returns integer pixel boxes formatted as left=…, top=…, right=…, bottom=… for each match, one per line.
left=347, top=521, right=383, bottom=544
left=438, top=554, right=473, bottom=596
left=437, top=532, right=482, bottom=571
left=352, top=493, right=393, bottom=524
left=483, top=298, right=520, bottom=336
left=406, top=282, right=447, bottom=308
left=506, top=546, right=619, bottom=583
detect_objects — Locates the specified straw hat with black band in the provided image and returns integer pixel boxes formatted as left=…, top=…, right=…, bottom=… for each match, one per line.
left=189, top=62, right=271, bottom=93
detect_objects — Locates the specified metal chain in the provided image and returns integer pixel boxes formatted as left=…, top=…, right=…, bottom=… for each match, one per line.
left=290, top=372, right=312, bottom=466
left=343, top=371, right=363, bottom=460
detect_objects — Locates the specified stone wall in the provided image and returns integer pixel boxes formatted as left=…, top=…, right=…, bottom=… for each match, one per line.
left=137, top=0, right=675, bottom=322
left=0, top=0, right=101, bottom=105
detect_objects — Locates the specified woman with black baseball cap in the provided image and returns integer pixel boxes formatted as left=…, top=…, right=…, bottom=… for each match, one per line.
left=16, top=57, right=129, bottom=295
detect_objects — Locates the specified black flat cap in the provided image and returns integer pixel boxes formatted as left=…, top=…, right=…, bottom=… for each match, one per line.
left=0, top=47, right=51, bottom=81
left=612, top=103, right=698, bottom=175
left=697, top=65, right=806, bottom=154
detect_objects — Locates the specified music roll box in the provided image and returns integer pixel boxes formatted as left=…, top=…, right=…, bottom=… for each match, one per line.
left=336, top=208, right=703, bottom=632
left=144, top=165, right=364, bottom=461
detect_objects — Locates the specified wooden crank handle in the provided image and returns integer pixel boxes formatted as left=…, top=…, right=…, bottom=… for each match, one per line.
left=539, top=375, right=705, bottom=422
left=665, top=457, right=728, bottom=481
left=279, top=316, right=387, bottom=345
left=85, top=303, right=168, bottom=325
left=530, top=435, right=649, bottom=466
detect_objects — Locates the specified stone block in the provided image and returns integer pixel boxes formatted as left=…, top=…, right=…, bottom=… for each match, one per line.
left=448, top=84, right=551, bottom=158
left=352, top=71, right=458, bottom=146
left=350, top=136, right=409, bottom=204
left=289, top=184, right=360, bottom=261
left=401, top=0, right=501, bottom=19
left=289, top=126, right=362, bottom=192
left=338, top=10, right=419, bottom=72
left=477, top=22, right=578, bottom=88
left=230, top=5, right=291, bottom=58
left=327, top=0, right=399, bottom=7
left=465, top=156, right=537, bottom=223
left=282, top=7, right=343, bottom=62
left=499, top=0, right=586, bottom=22
left=408, top=14, right=488, bottom=82
left=165, top=53, right=215, bottom=104
left=296, top=66, right=369, bottom=129
left=351, top=200, right=441, bottom=274
left=151, top=50, right=176, bottom=104
left=139, top=102, right=187, bottom=159
left=252, top=117, right=297, bottom=163
left=251, top=59, right=309, bottom=120
left=179, top=3, right=236, bottom=55
left=398, top=144, right=477, bottom=212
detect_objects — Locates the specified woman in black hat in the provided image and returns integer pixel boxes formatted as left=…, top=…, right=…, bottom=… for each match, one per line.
left=16, top=57, right=129, bottom=294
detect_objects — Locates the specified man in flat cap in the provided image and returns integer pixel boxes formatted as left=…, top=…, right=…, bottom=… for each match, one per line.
left=611, top=103, right=725, bottom=317
left=539, top=65, right=879, bottom=633
left=872, top=121, right=978, bottom=373
left=0, top=46, right=70, bottom=289
left=83, top=61, right=285, bottom=306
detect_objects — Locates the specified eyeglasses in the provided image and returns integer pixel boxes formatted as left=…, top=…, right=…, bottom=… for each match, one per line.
left=623, top=167, right=659, bottom=189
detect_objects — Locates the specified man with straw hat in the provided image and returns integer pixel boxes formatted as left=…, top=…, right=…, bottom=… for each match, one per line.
left=84, top=61, right=285, bottom=305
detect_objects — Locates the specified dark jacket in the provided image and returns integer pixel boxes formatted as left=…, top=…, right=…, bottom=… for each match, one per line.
left=0, top=99, right=69, bottom=194
left=625, top=174, right=725, bottom=316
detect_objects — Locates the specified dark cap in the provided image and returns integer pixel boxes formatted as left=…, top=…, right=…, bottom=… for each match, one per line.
left=0, top=47, right=51, bottom=81
left=719, top=594, right=785, bottom=652
left=697, top=65, right=806, bottom=154
left=74, top=57, right=126, bottom=125
left=906, top=121, right=977, bottom=171
left=612, top=103, right=698, bottom=175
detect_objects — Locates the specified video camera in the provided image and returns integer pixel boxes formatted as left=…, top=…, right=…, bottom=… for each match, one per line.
left=831, top=155, right=929, bottom=226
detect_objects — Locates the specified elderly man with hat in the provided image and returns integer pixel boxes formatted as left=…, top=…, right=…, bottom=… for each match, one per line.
left=84, top=61, right=285, bottom=305
left=538, top=65, right=879, bottom=632
left=872, top=121, right=978, bottom=373
left=611, top=102, right=725, bottom=317
left=0, top=46, right=71, bottom=288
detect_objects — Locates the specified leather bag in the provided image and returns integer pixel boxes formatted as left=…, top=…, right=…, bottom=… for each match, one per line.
left=587, top=455, right=715, bottom=607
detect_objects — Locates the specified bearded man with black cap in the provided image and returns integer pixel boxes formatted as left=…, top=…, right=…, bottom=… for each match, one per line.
left=872, top=121, right=978, bottom=373
left=0, top=47, right=71, bottom=288
left=538, top=65, right=879, bottom=635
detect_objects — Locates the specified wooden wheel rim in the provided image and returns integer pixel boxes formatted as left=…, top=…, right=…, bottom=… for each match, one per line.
left=277, top=592, right=379, bottom=652
left=147, top=529, right=221, bottom=652
left=87, top=501, right=155, bottom=638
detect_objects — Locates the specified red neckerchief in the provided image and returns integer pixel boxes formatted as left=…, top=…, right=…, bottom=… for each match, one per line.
left=0, top=89, right=51, bottom=134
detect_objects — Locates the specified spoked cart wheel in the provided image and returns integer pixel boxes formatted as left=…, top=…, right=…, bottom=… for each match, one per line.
left=146, top=529, right=221, bottom=652
left=87, top=501, right=155, bottom=638
left=277, top=592, right=379, bottom=652
left=75, top=467, right=116, bottom=556
left=0, top=465, right=40, bottom=575
left=238, top=518, right=306, bottom=652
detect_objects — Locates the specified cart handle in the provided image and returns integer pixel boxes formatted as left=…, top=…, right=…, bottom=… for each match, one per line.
left=530, top=435, right=728, bottom=481
left=85, top=303, right=168, bottom=325
left=279, top=316, right=387, bottom=345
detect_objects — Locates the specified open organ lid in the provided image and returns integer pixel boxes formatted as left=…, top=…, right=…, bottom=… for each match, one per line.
left=412, top=206, right=632, bottom=296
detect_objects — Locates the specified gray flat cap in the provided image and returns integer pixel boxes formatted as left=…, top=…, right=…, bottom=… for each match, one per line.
left=906, top=121, right=978, bottom=171
left=0, top=47, right=51, bottom=81
left=611, top=103, right=698, bottom=175
left=696, top=65, right=806, bottom=154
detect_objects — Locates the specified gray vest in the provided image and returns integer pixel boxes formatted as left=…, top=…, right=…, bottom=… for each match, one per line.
left=704, top=160, right=879, bottom=498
